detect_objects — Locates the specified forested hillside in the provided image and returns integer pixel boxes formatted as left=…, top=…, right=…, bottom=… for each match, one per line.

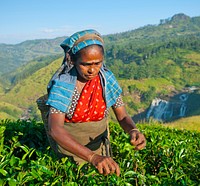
left=104, top=13, right=200, bottom=85
left=0, top=13, right=200, bottom=121
left=0, top=37, right=64, bottom=75
left=1, top=13, right=200, bottom=76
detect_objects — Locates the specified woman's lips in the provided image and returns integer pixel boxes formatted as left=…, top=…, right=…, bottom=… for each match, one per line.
left=86, top=75, right=95, bottom=79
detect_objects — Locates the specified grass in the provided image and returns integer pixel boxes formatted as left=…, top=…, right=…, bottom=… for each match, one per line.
left=135, top=115, right=200, bottom=133
left=164, top=115, right=200, bottom=132
left=119, top=78, right=175, bottom=93
left=0, top=102, right=23, bottom=119
left=184, top=52, right=200, bottom=65
left=0, top=112, right=17, bottom=120
left=1, top=58, right=62, bottom=108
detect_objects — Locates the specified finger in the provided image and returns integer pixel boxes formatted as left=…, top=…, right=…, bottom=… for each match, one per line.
left=109, top=158, right=120, bottom=176
left=130, top=132, right=137, bottom=143
left=105, top=158, right=118, bottom=175
left=108, top=163, right=115, bottom=174
left=131, top=137, right=142, bottom=146
left=102, top=163, right=111, bottom=176
left=103, top=158, right=120, bottom=176
left=114, top=163, right=120, bottom=176
left=95, top=156, right=121, bottom=176
left=96, top=164, right=104, bottom=175
left=109, top=162, right=119, bottom=175
left=134, top=140, right=146, bottom=150
left=131, top=133, right=145, bottom=145
left=97, top=157, right=112, bottom=176
left=130, top=137, right=141, bottom=146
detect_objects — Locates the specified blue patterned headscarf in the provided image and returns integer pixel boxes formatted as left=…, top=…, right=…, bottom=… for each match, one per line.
left=60, top=29, right=104, bottom=54
left=48, top=29, right=105, bottom=83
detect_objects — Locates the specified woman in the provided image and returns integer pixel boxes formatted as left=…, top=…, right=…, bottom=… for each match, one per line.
left=46, top=29, right=146, bottom=176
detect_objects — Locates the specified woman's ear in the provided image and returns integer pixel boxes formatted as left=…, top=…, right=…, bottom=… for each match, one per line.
left=65, top=53, right=74, bottom=66
left=70, top=60, right=75, bottom=65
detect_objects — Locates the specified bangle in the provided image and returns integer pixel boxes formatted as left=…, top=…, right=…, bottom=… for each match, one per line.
left=89, top=153, right=96, bottom=163
left=128, top=128, right=139, bottom=135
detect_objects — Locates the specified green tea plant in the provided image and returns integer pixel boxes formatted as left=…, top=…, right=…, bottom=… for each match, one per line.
left=0, top=119, right=199, bottom=185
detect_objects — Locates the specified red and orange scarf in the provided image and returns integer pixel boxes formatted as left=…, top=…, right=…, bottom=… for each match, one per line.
left=65, top=75, right=106, bottom=123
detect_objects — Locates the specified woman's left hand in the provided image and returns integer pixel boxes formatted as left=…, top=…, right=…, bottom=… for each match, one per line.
left=113, top=106, right=146, bottom=150
left=129, top=130, right=146, bottom=150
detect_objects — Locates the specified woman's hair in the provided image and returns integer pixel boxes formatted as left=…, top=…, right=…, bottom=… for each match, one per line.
left=69, top=44, right=104, bottom=63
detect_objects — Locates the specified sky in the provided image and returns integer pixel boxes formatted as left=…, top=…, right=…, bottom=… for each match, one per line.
left=0, top=0, right=200, bottom=44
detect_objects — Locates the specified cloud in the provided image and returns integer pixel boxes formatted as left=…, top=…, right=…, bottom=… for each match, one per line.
left=40, top=25, right=103, bottom=36
left=40, top=26, right=75, bottom=35
left=0, top=25, right=105, bottom=44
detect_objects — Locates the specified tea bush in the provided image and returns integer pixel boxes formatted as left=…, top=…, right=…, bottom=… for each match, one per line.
left=0, top=119, right=199, bottom=185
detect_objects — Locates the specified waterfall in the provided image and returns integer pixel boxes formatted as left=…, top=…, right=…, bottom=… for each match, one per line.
left=146, top=98, right=172, bottom=121
left=147, top=93, right=188, bottom=122
left=179, top=103, right=187, bottom=117
left=179, top=94, right=188, bottom=117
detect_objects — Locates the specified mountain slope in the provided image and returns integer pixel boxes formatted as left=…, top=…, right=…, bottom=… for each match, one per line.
left=1, top=13, right=200, bottom=76
left=0, top=57, right=63, bottom=120
left=0, top=37, right=65, bottom=75
left=2, top=58, right=62, bottom=105
left=0, top=13, right=200, bottom=121
left=105, top=13, right=200, bottom=46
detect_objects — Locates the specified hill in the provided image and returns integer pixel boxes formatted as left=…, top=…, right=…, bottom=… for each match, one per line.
left=0, top=57, right=62, bottom=119
left=0, top=37, right=65, bottom=75
left=1, top=13, right=200, bottom=76
left=1, top=14, right=200, bottom=89
left=104, top=13, right=200, bottom=46
left=0, top=101, right=23, bottom=119
left=165, top=115, right=200, bottom=132
left=0, top=13, right=200, bottom=122
left=0, top=54, right=62, bottom=87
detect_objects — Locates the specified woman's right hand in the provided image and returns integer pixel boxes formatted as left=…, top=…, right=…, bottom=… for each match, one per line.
left=90, top=154, right=120, bottom=176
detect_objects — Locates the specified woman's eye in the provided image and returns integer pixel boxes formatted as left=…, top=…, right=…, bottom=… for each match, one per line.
left=82, top=64, right=88, bottom=66
left=81, top=62, right=102, bottom=66
left=95, top=62, right=102, bottom=66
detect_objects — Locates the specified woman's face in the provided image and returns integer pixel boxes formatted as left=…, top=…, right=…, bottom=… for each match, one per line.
left=73, top=45, right=104, bottom=82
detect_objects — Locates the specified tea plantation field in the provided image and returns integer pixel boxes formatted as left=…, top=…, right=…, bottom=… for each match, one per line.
left=0, top=119, right=199, bottom=185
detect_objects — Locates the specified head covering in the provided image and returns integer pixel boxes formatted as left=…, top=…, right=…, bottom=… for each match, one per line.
left=47, top=29, right=105, bottom=90
left=60, top=29, right=104, bottom=54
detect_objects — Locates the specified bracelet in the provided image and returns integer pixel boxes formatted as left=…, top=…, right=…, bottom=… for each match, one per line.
left=128, top=128, right=139, bottom=135
left=88, top=153, right=96, bottom=163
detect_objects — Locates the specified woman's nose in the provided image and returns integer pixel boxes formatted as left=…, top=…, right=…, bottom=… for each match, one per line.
left=88, top=66, right=94, bottom=73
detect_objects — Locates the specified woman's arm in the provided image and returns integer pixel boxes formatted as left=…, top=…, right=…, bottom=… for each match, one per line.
left=48, top=113, right=120, bottom=176
left=113, top=105, right=146, bottom=150
left=48, top=113, right=94, bottom=162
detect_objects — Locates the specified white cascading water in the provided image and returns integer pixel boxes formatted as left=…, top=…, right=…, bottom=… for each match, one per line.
left=179, top=103, right=187, bottom=117
left=179, top=94, right=188, bottom=117
left=147, top=94, right=188, bottom=121
left=146, top=98, right=171, bottom=121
